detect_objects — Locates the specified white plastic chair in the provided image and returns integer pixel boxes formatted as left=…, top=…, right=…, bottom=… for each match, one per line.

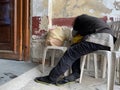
left=107, top=17, right=120, bottom=90
left=79, top=20, right=120, bottom=83
left=80, top=54, right=99, bottom=83
left=79, top=39, right=114, bottom=83
left=79, top=19, right=120, bottom=90
left=113, top=51, right=120, bottom=84
left=112, top=20, right=120, bottom=84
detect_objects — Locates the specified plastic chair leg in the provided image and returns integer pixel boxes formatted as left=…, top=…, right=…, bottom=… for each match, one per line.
left=51, top=49, right=56, bottom=67
left=42, top=48, right=48, bottom=73
left=107, top=52, right=115, bottom=90
left=79, top=55, right=87, bottom=83
left=102, top=55, right=107, bottom=78
left=86, top=55, right=90, bottom=70
left=93, top=53, right=98, bottom=78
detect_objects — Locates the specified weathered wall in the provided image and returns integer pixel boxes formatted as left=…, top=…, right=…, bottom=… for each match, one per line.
left=31, top=0, right=120, bottom=62
left=31, top=0, right=49, bottom=62
left=52, top=0, right=120, bottom=18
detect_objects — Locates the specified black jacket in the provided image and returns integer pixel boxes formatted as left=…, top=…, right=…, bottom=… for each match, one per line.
left=73, top=14, right=116, bottom=42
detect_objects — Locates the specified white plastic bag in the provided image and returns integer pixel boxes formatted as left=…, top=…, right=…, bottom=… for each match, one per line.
left=46, top=26, right=66, bottom=46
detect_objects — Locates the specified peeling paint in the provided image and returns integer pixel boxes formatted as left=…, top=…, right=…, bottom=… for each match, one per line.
left=32, top=0, right=120, bottom=17
left=52, top=0, right=113, bottom=18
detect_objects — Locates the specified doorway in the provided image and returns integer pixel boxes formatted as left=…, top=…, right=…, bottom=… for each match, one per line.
left=0, top=0, right=30, bottom=60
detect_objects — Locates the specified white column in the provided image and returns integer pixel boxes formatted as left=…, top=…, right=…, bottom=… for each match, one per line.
left=48, top=0, right=52, bottom=29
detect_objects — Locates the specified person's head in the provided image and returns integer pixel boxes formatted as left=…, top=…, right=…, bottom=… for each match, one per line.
left=73, top=14, right=88, bottom=30
left=72, top=14, right=100, bottom=36
left=72, top=14, right=88, bottom=36
left=73, top=15, right=81, bottom=32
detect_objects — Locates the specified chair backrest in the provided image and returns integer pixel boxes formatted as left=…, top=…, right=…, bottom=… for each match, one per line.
left=114, top=37, right=120, bottom=51
left=109, top=20, right=120, bottom=51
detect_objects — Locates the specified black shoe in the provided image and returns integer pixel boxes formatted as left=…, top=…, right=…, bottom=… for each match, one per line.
left=57, top=73, right=79, bottom=85
left=34, top=76, right=56, bottom=85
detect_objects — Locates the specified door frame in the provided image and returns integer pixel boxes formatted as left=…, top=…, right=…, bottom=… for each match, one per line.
left=22, top=0, right=30, bottom=60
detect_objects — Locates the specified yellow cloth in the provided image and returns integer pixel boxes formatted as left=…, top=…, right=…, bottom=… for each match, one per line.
left=72, top=34, right=83, bottom=44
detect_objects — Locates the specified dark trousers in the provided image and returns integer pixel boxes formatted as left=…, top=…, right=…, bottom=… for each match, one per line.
left=49, top=41, right=110, bottom=81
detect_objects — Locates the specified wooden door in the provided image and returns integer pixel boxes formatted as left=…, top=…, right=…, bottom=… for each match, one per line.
left=0, top=0, right=30, bottom=60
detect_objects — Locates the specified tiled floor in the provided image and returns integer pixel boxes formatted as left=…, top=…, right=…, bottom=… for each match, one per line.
left=0, top=59, right=38, bottom=85
left=0, top=65, right=120, bottom=90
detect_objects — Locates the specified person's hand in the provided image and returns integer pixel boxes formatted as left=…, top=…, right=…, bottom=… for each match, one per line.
left=72, top=30, right=78, bottom=37
left=72, top=34, right=83, bottom=44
